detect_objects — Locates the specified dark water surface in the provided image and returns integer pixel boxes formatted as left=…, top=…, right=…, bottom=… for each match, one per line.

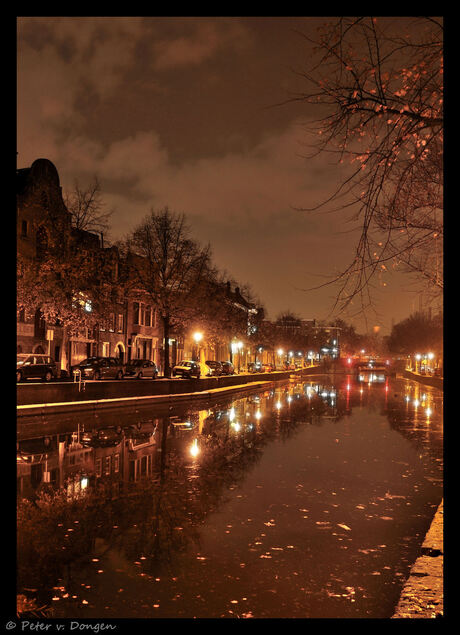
left=17, top=374, right=443, bottom=619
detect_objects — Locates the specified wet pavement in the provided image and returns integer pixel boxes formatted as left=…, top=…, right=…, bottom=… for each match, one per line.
left=17, top=374, right=443, bottom=619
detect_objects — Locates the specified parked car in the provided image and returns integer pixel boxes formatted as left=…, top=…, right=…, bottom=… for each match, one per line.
left=248, top=361, right=263, bottom=373
left=71, top=356, right=125, bottom=380
left=205, top=360, right=223, bottom=376
left=433, top=367, right=442, bottom=377
left=261, top=363, right=274, bottom=372
left=172, top=360, right=201, bottom=379
left=220, top=361, right=235, bottom=375
left=17, top=354, right=59, bottom=382
left=83, top=427, right=123, bottom=447
left=124, top=359, right=158, bottom=379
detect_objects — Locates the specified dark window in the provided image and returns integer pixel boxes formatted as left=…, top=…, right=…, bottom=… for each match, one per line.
left=21, top=220, right=28, bottom=237
left=34, top=310, right=46, bottom=340
left=36, top=226, right=48, bottom=260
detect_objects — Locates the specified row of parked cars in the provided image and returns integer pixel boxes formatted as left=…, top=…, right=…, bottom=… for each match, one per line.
left=16, top=355, right=159, bottom=383
left=172, top=359, right=236, bottom=379
left=16, top=354, right=237, bottom=382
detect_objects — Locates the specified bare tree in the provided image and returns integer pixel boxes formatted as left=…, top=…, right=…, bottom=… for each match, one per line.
left=64, top=176, right=113, bottom=241
left=122, top=207, right=212, bottom=377
left=288, top=17, right=443, bottom=316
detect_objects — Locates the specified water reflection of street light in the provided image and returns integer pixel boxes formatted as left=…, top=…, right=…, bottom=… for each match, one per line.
left=189, top=438, right=200, bottom=458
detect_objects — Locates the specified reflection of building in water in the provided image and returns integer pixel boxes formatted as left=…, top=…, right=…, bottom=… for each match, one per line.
left=64, top=432, right=94, bottom=497
left=17, top=424, right=158, bottom=499
left=17, top=436, right=60, bottom=499
left=125, top=428, right=157, bottom=482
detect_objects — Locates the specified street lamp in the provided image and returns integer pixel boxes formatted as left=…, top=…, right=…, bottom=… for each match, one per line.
left=193, top=331, right=203, bottom=362
left=237, top=341, right=243, bottom=373
left=277, top=348, right=283, bottom=370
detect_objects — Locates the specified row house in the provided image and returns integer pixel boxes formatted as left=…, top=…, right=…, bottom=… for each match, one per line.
left=17, top=159, right=72, bottom=365
left=17, top=159, right=164, bottom=372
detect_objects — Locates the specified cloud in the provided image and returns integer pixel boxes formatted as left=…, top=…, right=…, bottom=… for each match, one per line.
left=152, top=20, right=251, bottom=70
left=18, top=17, right=147, bottom=102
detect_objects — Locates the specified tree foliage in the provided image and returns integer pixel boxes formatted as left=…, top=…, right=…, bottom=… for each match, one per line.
left=291, top=17, right=443, bottom=314
left=17, top=238, right=119, bottom=336
left=121, top=207, right=212, bottom=376
left=386, top=311, right=443, bottom=354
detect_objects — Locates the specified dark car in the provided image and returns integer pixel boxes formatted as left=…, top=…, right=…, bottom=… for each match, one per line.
left=172, top=360, right=201, bottom=379
left=17, top=354, right=59, bottom=382
left=220, top=361, right=235, bottom=375
left=248, top=361, right=263, bottom=373
left=205, top=360, right=223, bottom=376
left=124, top=359, right=158, bottom=379
left=71, top=356, right=125, bottom=380
left=83, top=427, right=123, bottom=448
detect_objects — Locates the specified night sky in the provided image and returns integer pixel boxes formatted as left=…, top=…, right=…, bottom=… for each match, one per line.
left=17, top=17, right=424, bottom=334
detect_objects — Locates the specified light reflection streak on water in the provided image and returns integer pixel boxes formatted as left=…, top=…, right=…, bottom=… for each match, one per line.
left=17, top=375, right=443, bottom=619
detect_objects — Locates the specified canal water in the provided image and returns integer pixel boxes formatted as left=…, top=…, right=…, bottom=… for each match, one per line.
left=17, top=374, right=443, bottom=619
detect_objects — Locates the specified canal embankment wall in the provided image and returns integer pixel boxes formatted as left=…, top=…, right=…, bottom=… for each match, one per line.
left=402, top=369, right=443, bottom=390
left=392, top=373, right=443, bottom=619
left=17, top=366, right=324, bottom=418
left=392, top=500, right=444, bottom=618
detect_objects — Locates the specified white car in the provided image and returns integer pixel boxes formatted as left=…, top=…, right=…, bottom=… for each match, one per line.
left=172, top=360, right=201, bottom=379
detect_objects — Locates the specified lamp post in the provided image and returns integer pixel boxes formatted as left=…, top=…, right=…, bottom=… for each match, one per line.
left=277, top=348, right=283, bottom=370
left=237, top=341, right=243, bottom=373
left=193, top=331, right=203, bottom=363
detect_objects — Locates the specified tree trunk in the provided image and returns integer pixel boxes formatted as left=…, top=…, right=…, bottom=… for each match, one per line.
left=162, top=314, right=170, bottom=378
